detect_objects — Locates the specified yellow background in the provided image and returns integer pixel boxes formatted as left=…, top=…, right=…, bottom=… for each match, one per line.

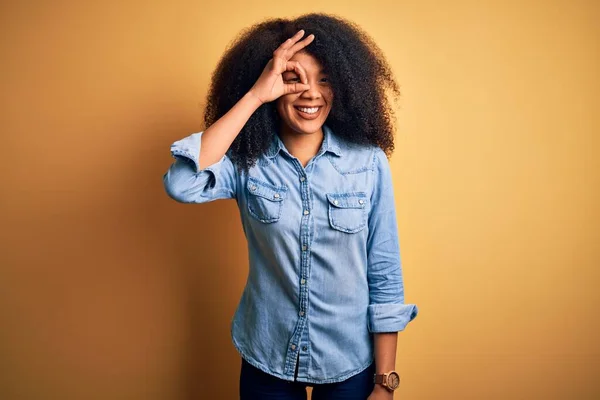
left=1, top=0, right=598, bottom=399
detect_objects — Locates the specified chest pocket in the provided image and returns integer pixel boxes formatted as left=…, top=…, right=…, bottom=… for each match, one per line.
left=326, top=192, right=369, bottom=233
left=247, top=177, right=287, bottom=223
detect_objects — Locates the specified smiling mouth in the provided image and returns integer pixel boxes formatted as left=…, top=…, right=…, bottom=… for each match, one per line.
left=294, top=106, right=323, bottom=120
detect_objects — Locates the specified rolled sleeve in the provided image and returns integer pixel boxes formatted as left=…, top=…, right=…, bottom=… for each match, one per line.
left=368, top=303, right=418, bottom=333
left=163, top=131, right=237, bottom=203
left=366, top=148, right=418, bottom=333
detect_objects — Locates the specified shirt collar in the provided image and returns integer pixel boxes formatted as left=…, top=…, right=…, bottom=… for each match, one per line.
left=265, top=123, right=344, bottom=159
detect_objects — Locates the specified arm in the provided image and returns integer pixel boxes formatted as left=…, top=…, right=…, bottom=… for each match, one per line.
left=163, top=132, right=238, bottom=203
left=371, top=332, right=398, bottom=398
left=366, top=148, right=418, bottom=333
left=164, top=30, right=315, bottom=203
left=374, top=332, right=397, bottom=374
left=195, top=28, right=314, bottom=169
left=366, top=148, right=418, bottom=398
left=162, top=92, right=262, bottom=203
left=197, top=91, right=263, bottom=170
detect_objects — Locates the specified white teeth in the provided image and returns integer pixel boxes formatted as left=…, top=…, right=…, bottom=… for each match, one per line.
left=297, top=107, right=319, bottom=114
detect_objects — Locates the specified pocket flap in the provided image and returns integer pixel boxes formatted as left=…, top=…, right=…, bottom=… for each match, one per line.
left=247, top=178, right=287, bottom=201
left=326, top=192, right=368, bottom=208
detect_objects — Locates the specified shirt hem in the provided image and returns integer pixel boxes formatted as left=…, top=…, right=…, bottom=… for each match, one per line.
left=231, top=331, right=374, bottom=384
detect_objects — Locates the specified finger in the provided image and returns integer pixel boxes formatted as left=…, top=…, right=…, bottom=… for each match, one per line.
left=281, top=29, right=306, bottom=50
left=288, top=33, right=315, bottom=55
left=284, top=82, right=310, bottom=95
left=275, top=29, right=305, bottom=54
left=286, top=60, right=308, bottom=85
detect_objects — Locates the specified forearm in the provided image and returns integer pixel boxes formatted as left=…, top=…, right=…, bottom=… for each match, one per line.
left=198, top=91, right=263, bottom=169
left=374, top=332, right=397, bottom=373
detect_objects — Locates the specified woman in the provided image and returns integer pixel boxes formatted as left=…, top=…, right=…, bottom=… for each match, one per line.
left=163, top=13, right=418, bottom=400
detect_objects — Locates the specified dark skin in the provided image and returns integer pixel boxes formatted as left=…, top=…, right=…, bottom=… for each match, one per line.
left=200, top=18, right=404, bottom=397
left=203, top=12, right=400, bottom=172
left=254, top=30, right=398, bottom=400
left=276, top=50, right=334, bottom=167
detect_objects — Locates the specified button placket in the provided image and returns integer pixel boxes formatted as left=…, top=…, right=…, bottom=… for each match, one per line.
left=299, top=172, right=310, bottom=324
left=285, top=164, right=313, bottom=377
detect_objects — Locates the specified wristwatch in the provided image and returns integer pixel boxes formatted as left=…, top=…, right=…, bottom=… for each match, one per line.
left=373, top=370, right=400, bottom=391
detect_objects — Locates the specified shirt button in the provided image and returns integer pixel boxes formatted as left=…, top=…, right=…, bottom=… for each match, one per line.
left=303, top=210, right=310, bottom=215
left=358, top=199, right=364, bottom=204
left=302, top=245, right=307, bottom=251
left=300, top=278, right=306, bottom=284
left=274, top=193, right=280, bottom=199
left=299, top=311, right=305, bottom=317
left=250, top=185, right=257, bottom=191
left=300, top=176, right=306, bottom=182
left=291, top=344, right=296, bottom=350
left=333, top=200, right=339, bottom=205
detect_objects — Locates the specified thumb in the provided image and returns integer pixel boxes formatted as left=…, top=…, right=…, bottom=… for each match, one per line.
left=284, top=83, right=310, bottom=94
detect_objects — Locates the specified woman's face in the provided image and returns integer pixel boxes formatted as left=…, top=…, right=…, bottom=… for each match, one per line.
left=276, top=51, right=333, bottom=136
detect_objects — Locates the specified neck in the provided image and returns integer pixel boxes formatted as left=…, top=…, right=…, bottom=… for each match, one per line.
left=278, top=124, right=325, bottom=162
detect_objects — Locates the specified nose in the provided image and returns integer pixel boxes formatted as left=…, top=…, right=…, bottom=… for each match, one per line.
left=300, top=78, right=322, bottom=99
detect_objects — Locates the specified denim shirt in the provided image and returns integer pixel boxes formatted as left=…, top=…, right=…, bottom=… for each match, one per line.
left=163, top=124, right=418, bottom=384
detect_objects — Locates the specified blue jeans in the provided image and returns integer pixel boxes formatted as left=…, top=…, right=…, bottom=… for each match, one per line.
left=239, top=358, right=376, bottom=400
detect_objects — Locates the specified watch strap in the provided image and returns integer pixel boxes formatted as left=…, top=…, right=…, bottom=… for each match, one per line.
left=373, top=371, right=400, bottom=391
left=373, top=373, right=386, bottom=384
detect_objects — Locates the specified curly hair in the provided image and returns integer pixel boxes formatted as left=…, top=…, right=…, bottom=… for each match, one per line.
left=203, top=12, right=401, bottom=172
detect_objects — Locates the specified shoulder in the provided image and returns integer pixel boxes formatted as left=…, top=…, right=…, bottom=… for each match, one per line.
left=371, top=146, right=389, bottom=173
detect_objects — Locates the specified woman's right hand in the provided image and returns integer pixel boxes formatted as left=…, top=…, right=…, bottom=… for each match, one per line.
left=248, top=30, right=315, bottom=105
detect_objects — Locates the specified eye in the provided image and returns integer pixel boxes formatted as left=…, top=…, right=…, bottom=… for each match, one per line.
left=320, top=77, right=330, bottom=83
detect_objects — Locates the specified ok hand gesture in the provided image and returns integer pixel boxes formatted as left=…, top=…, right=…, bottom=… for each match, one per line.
left=249, top=30, right=315, bottom=105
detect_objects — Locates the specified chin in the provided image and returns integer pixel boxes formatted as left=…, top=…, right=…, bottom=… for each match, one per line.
left=290, top=121, right=324, bottom=135
left=288, top=111, right=331, bottom=134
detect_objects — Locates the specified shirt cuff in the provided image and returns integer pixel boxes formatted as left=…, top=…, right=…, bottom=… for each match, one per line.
left=170, top=132, right=203, bottom=172
left=368, top=303, right=419, bottom=333
left=170, top=131, right=228, bottom=177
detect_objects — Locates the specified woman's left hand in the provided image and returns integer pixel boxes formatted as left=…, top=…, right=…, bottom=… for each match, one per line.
left=367, top=384, right=394, bottom=399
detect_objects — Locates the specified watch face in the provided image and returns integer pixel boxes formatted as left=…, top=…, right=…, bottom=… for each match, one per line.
left=387, top=372, right=400, bottom=389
